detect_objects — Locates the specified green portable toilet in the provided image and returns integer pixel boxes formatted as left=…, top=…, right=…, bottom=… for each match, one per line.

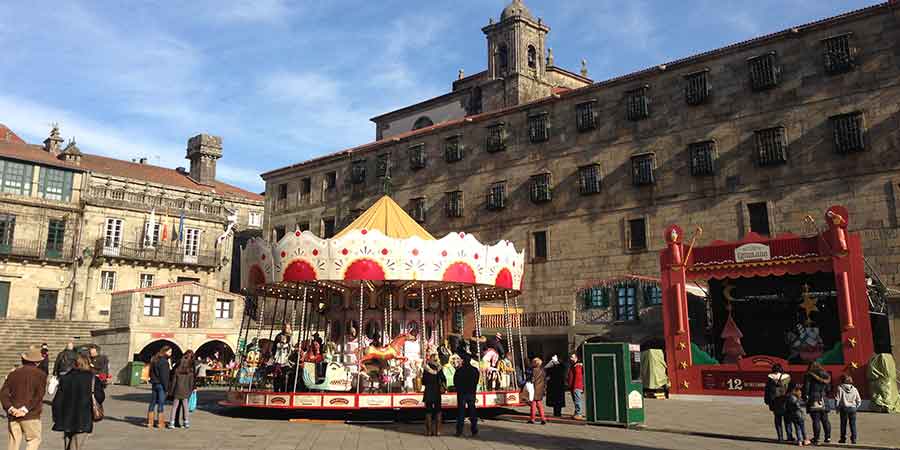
left=127, top=361, right=145, bottom=386
left=583, top=342, right=645, bottom=427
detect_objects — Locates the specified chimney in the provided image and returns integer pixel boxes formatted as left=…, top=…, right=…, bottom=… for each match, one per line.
left=59, top=138, right=82, bottom=165
left=43, top=124, right=64, bottom=155
left=185, top=134, right=222, bottom=186
left=139, top=157, right=148, bottom=165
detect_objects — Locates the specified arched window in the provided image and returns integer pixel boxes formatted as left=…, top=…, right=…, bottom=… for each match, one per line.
left=497, top=44, right=509, bottom=75
left=527, top=45, right=537, bottom=69
left=413, top=116, right=434, bottom=130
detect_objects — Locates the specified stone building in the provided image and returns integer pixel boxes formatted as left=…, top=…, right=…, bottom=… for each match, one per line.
left=0, top=122, right=262, bottom=369
left=263, top=1, right=900, bottom=359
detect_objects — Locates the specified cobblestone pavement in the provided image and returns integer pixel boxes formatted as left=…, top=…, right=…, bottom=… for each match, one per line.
left=2, top=386, right=897, bottom=450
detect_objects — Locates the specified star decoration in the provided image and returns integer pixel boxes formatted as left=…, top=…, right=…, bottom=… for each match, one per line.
left=848, top=337, right=857, bottom=348
left=682, top=380, right=690, bottom=389
left=850, top=362, right=859, bottom=369
left=799, top=285, right=819, bottom=322
left=679, top=361, right=689, bottom=369
left=677, top=342, right=687, bottom=350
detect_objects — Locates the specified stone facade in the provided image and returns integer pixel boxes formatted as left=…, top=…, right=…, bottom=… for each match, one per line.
left=264, top=2, right=900, bottom=351
left=0, top=127, right=264, bottom=323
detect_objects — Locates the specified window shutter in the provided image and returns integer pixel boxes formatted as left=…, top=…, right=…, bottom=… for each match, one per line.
left=62, top=171, right=73, bottom=202
left=37, top=167, right=46, bottom=198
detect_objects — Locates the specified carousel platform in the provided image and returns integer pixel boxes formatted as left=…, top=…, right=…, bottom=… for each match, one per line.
left=220, top=390, right=521, bottom=410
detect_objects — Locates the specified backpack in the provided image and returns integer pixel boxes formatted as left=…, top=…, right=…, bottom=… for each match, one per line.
left=772, top=374, right=788, bottom=398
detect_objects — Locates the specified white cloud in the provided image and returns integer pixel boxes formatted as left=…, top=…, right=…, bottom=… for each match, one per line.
left=259, top=71, right=342, bottom=104
left=211, top=0, right=295, bottom=23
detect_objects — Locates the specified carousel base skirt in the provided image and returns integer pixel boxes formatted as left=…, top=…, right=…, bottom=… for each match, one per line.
left=219, top=390, right=521, bottom=410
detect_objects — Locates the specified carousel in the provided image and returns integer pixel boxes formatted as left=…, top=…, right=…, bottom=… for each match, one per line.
left=222, top=196, right=528, bottom=410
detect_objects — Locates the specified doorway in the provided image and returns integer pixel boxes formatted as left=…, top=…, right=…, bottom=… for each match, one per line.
left=36, top=289, right=58, bottom=319
left=0, top=281, right=9, bottom=318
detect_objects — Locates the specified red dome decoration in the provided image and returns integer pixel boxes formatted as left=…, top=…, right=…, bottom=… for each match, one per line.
left=280, top=251, right=286, bottom=258
left=412, top=249, right=419, bottom=256
left=344, top=259, right=386, bottom=281
left=381, top=248, right=389, bottom=255
left=474, top=253, right=479, bottom=260
left=312, top=249, right=319, bottom=256
left=248, top=265, right=266, bottom=289
left=441, top=250, right=448, bottom=257
left=283, top=260, right=317, bottom=282
left=442, top=262, right=476, bottom=284
left=295, top=231, right=301, bottom=237
left=361, top=229, right=368, bottom=235
left=342, top=249, right=349, bottom=255
left=495, top=268, right=514, bottom=289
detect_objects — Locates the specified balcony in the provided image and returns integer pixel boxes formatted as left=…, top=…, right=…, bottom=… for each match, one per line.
left=0, top=239, right=75, bottom=263
left=85, top=186, right=225, bottom=221
left=482, top=310, right=571, bottom=329
left=180, top=311, right=200, bottom=328
left=92, top=239, right=218, bottom=268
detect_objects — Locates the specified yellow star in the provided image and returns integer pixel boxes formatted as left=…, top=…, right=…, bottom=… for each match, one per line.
left=850, top=362, right=859, bottom=369
left=679, top=361, right=689, bottom=369
left=682, top=380, right=690, bottom=389
left=848, top=337, right=857, bottom=348
left=677, top=342, right=687, bottom=350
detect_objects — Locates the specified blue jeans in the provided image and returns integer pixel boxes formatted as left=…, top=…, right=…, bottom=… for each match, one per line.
left=792, top=420, right=807, bottom=444
left=456, top=393, right=477, bottom=435
left=809, top=410, right=831, bottom=442
left=149, top=383, right=166, bottom=413
left=839, top=408, right=857, bottom=443
left=571, top=389, right=583, bottom=417
left=773, top=412, right=793, bottom=441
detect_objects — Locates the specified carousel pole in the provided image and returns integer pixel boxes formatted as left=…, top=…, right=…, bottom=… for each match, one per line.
left=248, top=294, right=265, bottom=392
left=356, top=283, right=364, bottom=394
left=230, top=294, right=251, bottom=391
left=512, top=293, right=526, bottom=378
left=291, top=286, right=308, bottom=393
left=472, top=286, right=484, bottom=391
left=420, top=283, right=426, bottom=361
left=503, top=290, right=516, bottom=387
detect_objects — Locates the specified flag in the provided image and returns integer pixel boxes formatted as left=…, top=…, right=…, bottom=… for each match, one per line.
left=178, top=211, right=185, bottom=242
left=161, top=222, right=168, bottom=241
left=147, top=209, right=157, bottom=248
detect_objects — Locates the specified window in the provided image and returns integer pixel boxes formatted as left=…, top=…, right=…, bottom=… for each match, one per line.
left=578, top=164, right=602, bottom=195
left=631, top=154, right=656, bottom=185
left=215, top=299, right=233, bottom=319
left=467, top=87, right=483, bottom=116
left=487, top=182, right=506, bottom=211
left=177, top=277, right=200, bottom=283
left=180, top=295, right=200, bottom=328
left=528, top=113, right=550, bottom=143
left=645, top=285, right=662, bottom=306
left=486, top=123, right=507, bottom=153
left=275, top=225, right=286, bottom=241
left=36, top=289, right=58, bottom=319
left=322, top=217, right=336, bottom=238
left=183, top=228, right=200, bottom=262
left=277, top=183, right=288, bottom=200
left=823, top=33, right=855, bottom=75
left=100, top=271, right=116, bottom=291
left=143, top=221, right=161, bottom=248
left=626, top=86, right=650, bottom=121
left=530, top=173, right=552, bottom=203
left=0, top=160, right=33, bottom=196
left=297, top=222, right=310, bottom=232
left=376, top=154, right=391, bottom=178
left=351, top=160, right=367, bottom=184
left=748, top=52, right=779, bottom=91
left=831, top=112, right=865, bottom=153
left=445, top=135, right=464, bottom=162
left=38, top=167, right=73, bottom=201
left=615, top=286, right=638, bottom=321
left=409, top=144, right=427, bottom=170
left=248, top=211, right=262, bottom=228
left=533, top=231, right=548, bottom=260
left=143, top=295, right=162, bottom=317
left=140, top=274, right=155, bottom=289
left=527, top=45, right=537, bottom=69
left=413, top=116, right=434, bottom=130
left=684, top=70, right=710, bottom=106
left=46, top=219, right=65, bottom=258
left=497, top=44, right=509, bottom=74
left=446, top=191, right=463, bottom=218
left=747, top=202, right=770, bottom=236
left=755, top=126, right=788, bottom=166
left=103, top=218, right=123, bottom=250
left=0, top=214, right=14, bottom=252
left=689, top=141, right=717, bottom=176
left=300, top=178, right=312, bottom=200
left=628, top=218, right=647, bottom=251
left=584, top=287, right=609, bottom=309
left=576, top=101, right=597, bottom=132
left=325, top=172, right=337, bottom=191
left=411, top=197, right=426, bottom=223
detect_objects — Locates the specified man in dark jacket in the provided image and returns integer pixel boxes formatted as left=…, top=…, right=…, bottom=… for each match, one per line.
left=38, top=344, right=50, bottom=375
left=1, top=348, right=47, bottom=450
left=453, top=354, right=480, bottom=437
left=54, top=341, right=78, bottom=376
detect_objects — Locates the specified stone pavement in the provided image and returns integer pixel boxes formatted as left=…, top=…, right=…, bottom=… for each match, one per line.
left=1, top=386, right=897, bottom=450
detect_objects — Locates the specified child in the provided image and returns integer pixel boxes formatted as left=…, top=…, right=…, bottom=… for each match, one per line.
left=835, top=374, right=862, bottom=444
left=785, top=384, right=811, bottom=446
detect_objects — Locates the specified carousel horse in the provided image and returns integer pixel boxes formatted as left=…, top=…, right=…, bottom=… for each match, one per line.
left=359, top=333, right=413, bottom=365
left=481, top=348, right=501, bottom=390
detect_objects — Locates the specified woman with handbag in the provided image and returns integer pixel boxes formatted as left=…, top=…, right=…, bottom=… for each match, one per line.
left=166, top=353, right=196, bottom=429
left=421, top=352, right=446, bottom=436
left=803, top=362, right=833, bottom=445
left=52, top=354, right=105, bottom=450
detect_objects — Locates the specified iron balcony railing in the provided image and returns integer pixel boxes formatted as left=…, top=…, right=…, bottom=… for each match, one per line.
left=0, top=239, right=75, bottom=262
left=180, top=311, right=200, bottom=328
left=93, top=239, right=218, bottom=267
left=85, top=186, right=224, bottom=217
left=482, top=310, right=571, bottom=329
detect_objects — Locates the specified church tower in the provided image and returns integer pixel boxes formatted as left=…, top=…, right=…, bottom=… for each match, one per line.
left=482, top=0, right=552, bottom=108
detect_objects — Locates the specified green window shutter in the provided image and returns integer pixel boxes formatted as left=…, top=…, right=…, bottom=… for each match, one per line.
left=38, top=166, right=46, bottom=198
left=62, top=171, right=73, bottom=202
left=24, top=164, right=33, bottom=196
left=600, top=288, right=609, bottom=307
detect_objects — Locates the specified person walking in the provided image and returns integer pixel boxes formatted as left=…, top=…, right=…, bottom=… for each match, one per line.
left=421, top=352, right=446, bottom=436
left=567, top=353, right=584, bottom=420
left=54, top=342, right=78, bottom=377
left=528, top=357, right=547, bottom=425
left=147, top=346, right=172, bottom=429
left=167, top=353, right=196, bottom=429
left=52, top=354, right=105, bottom=450
left=1, top=347, right=47, bottom=450
left=453, top=354, right=480, bottom=437
left=803, top=362, right=832, bottom=444
left=544, top=355, right=566, bottom=417
left=764, top=363, right=793, bottom=442
left=835, top=374, right=861, bottom=444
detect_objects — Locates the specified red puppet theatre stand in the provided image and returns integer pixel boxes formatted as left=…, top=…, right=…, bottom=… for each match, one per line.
left=659, top=206, right=874, bottom=397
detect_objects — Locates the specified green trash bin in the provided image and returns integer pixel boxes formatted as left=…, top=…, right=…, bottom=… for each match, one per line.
left=127, top=361, right=145, bottom=386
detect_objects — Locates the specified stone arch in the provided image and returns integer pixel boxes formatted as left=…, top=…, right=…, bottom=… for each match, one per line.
left=195, top=339, right=235, bottom=364
left=137, top=339, right=184, bottom=364
left=413, top=116, right=434, bottom=130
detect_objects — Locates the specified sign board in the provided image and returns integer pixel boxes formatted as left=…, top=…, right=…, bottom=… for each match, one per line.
left=292, top=394, right=322, bottom=407
left=701, top=370, right=812, bottom=392
left=393, top=394, right=422, bottom=408
left=627, top=390, right=643, bottom=409
left=734, top=243, right=771, bottom=263
left=358, top=395, right=392, bottom=408
left=322, top=395, right=355, bottom=408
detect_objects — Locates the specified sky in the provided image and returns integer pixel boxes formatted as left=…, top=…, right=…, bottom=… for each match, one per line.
left=0, top=0, right=883, bottom=193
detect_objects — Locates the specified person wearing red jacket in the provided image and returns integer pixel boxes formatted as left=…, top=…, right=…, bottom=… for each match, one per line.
left=567, top=353, right=585, bottom=420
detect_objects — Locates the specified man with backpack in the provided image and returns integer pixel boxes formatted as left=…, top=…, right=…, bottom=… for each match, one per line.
left=764, top=364, right=793, bottom=442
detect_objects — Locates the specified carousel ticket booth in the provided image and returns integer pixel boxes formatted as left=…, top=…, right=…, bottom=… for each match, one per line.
left=659, top=206, right=875, bottom=397
left=583, top=342, right=645, bottom=427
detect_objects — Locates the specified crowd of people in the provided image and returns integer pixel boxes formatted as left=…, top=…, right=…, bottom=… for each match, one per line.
left=764, top=362, right=863, bottom=446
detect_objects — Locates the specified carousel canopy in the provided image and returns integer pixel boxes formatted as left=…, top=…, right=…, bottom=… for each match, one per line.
left=241, top=196, right=525, bottom=293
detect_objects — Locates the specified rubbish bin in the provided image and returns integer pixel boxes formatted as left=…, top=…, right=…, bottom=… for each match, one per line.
left=583, top=342, right=645, bottom=427
left=126, top=361, right=145, bottom=386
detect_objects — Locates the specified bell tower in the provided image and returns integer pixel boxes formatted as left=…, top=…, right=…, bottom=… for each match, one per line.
left=482, top=0, right=551, bottom=107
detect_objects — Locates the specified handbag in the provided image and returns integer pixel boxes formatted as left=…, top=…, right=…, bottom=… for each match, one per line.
left=47, top=375, right=59, bottom=396
left=188, top=390, right=198, bottom=412
left=91, top=376, right=104, bottom=422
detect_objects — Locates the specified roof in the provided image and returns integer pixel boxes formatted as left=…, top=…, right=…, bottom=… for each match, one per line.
left=501, top=0, right=533, bottom=22
left=112, top=281, right=242, bottom=298
left=0, top=124, right=25, bottom=144
left=0, top=141, right=86, bottom=171
left=333, top=195, right=435, bottom=240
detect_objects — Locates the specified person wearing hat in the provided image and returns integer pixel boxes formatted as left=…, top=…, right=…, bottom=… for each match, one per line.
left=0, top=347, right=48, bottom=450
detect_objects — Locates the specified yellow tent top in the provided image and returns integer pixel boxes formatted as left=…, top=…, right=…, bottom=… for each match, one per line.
left=334, top=196, right=436, bottom=240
